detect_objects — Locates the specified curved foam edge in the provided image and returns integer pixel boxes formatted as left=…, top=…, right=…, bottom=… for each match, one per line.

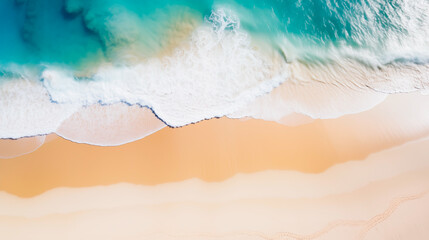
left=1, top=68, right=428, bottom=155
left=0, top=78, right=166, bottom=148
left=2, top=89, right=429, bottom=160
left=240, top=91, right=429, bottom=164
left=2, top=92, right=429, bottom=197
left=41, top=9, right=289, bottom=127
left=242, top=91, right=429, bottom=163
left=0, top=138, right=429, bottom=239
left=56, top=103, right=166, bottom=146
left=0, top=79, right=80, bottom=139
left=0, top=136, right=46, bottom=159
left=1, top=9, right=428, bottom=143
left=230, top=61, right=429, bottom=124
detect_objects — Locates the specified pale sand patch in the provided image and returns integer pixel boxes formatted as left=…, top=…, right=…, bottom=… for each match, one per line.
left=0, top=139, right=428, bottom=239
left=0, top=136, right=46, bottom=159
left=56, top=103, right=166, bottom=146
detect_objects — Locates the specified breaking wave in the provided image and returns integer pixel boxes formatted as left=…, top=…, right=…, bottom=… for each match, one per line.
left=0, top=0, right=428, bottom=146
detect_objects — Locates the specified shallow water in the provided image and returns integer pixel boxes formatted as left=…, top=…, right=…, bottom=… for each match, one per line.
left=1, top=0, right=428, bottom=140
left=2, top=0, right=428, bottom=66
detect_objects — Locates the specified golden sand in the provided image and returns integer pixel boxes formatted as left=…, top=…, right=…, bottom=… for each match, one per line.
left=1, top=93, right=429, bottom=239
left=0, top=114, right=423, bottom=198
left=1, top=93, right=429, bottom=198
left=1, top=138, right=429, bottom=240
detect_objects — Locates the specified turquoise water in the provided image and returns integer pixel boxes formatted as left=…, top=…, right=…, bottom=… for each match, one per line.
left=1, top=0, right=427, bottom=71
left=0, top=0, right=428, bottom=139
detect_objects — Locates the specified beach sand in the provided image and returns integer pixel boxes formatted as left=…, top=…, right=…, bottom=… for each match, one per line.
left=1, top=137, right=429, bottom=239
left=1, top=93, right=429, bottom=239
left=2, top=91, right=429, bottom=198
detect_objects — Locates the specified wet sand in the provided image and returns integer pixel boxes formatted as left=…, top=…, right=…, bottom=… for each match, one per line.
left=1, top=93, right=429, bottom=239
left=1, top=118, right=341, bottom=198
left=1, top=93, right=429, bottom=198
left=0, top=136, right=46, bottom=159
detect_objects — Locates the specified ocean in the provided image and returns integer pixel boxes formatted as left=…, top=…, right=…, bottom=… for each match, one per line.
left=0, top=0, right=428, bottom=142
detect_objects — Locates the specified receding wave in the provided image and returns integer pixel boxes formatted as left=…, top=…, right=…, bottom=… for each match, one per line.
left=0, top=0, right=428, bottom=146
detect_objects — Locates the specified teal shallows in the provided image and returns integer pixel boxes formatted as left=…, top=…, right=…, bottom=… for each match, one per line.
left=0, top=0, right=209, bottom=70
left=0, top=0, right=103, bottom=68
left=218, top=0, right=418, bottom=63
left=0, top=0, right=426, bottom=72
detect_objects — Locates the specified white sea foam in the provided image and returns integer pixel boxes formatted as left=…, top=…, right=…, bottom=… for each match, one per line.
left=0, top=78, right=79, bottom=139
left=1, top=8, right=429, bottom=145
left=231, top=61, right=429, bottom=123
left=0, top=75, right=168, bottom=147
left=275, top=0, right=429, bottom=66
left=42, top=9, right=289, bottom=127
